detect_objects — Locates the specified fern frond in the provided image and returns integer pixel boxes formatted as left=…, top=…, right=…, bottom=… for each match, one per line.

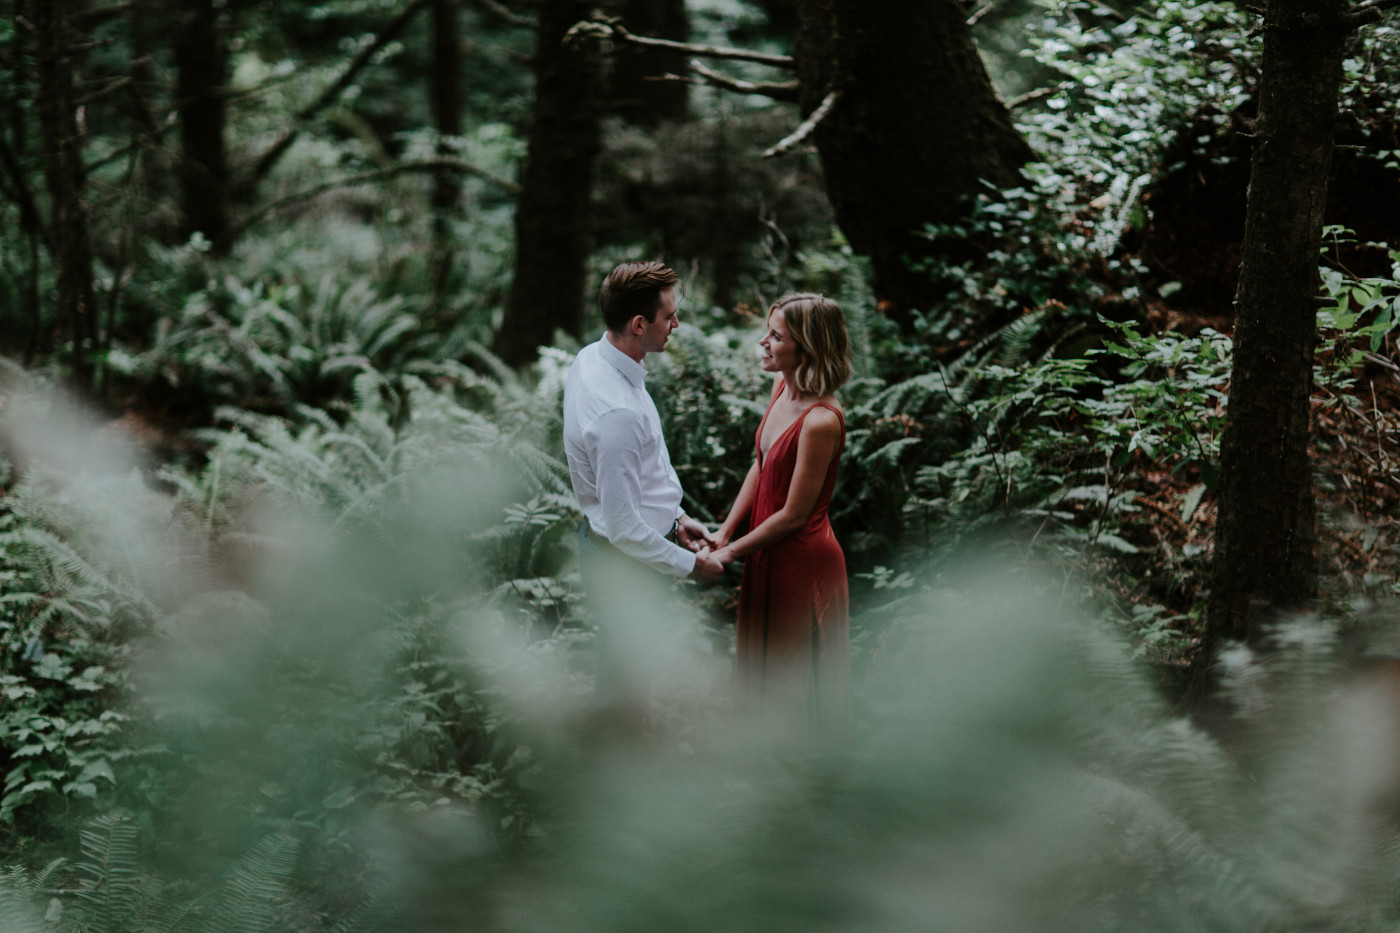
left=210, top=832, right=298, bottom=933
left=74, top=815, right=143, bottom=930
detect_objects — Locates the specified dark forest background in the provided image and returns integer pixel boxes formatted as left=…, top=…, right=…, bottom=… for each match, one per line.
left=2, top=0, right=1400, bottom=930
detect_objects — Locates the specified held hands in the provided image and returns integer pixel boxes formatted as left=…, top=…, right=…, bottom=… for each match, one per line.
left=677, top=516, right=739, bottom=582
left=690, top=548, right=724, bottom=582
left=676, top=515, right=718, bottom=553
left=689, top=545, right=738, bottom=584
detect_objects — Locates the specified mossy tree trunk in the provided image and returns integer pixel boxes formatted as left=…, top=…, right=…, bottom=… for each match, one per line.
left=34, top=0, right=98, bottom=388
left=1203, top=0, right=1353, bottom=655
left=793, top=0, right=1033, bottom=328
left=430, top=0, right=464, bottom=308
left=494, top=0, right=609, bottom=366
left=174, top=0, right=230, bottom=252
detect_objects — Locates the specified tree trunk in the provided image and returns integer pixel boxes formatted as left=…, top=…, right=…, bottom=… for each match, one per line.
left=174, top=0, right=230, bottom=251
left=4, top=0, right=44, bottom=364
left=1203, top=0, right=1351, bottom=652
left=610, top=0, right=688, bottom=126
left=493, top=0, right=607, bottom=366
left=793, top=0, right=1033, bottom=327
left=34, top=0, right=98, bottom=388
left=430, top=0, right=464, bottom=308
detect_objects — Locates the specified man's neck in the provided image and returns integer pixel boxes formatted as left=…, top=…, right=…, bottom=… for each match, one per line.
left=605, top=330, right=646, bottom=364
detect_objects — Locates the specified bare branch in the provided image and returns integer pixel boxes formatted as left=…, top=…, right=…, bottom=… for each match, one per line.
left=684, top=59, right=799, bottom=101
left=469, top=0, right=536, bottom=28
left=762, top=89, right=839, bottom=158
left=567, top=16, right=795, bottom=69
left=84, top=109, right=176, bottom=175
left=1007, top=84, right=1068, bottom=109
left=967, top=3, right=996, bottom=26
left=243, top=0, right=430, bottom=193
left=74, top=2, right=134, bottom=26
left=225, top=159, right=520, bottom=242
left=1346, top=0, right=1400, bottom=29
left=0, top=130, right=51, bottom=249
left=74, top=75, right=132, bottom=107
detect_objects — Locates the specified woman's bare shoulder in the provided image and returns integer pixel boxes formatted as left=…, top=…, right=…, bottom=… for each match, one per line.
left=800, top=404, right=842, bottom=439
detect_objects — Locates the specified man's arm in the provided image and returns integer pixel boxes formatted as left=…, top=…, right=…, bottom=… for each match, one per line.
left=588, top=410, right=697, bottom=577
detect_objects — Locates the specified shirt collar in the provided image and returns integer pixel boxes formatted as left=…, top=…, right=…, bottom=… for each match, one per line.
left=599, top=333, right=647, bottom=387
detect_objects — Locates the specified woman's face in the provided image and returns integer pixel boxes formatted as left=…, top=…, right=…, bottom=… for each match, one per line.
left=760, top=310, right=801, bottom=374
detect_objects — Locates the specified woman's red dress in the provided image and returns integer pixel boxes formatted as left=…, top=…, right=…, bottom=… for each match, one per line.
left=735, top=393, right=851, bottom=731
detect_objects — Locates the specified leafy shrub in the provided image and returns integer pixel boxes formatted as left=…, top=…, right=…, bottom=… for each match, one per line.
left=1022, top=0, right=1256, bottom=189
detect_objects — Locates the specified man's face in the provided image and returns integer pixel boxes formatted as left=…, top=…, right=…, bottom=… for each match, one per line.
left=637, top=287, right=680, bottom=355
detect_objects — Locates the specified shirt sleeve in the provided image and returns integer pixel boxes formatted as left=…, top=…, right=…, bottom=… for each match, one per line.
left=587, top=408, right=696, bottom=577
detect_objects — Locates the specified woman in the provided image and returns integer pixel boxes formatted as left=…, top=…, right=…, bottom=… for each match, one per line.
left=711, top=293, right=853, bottom=731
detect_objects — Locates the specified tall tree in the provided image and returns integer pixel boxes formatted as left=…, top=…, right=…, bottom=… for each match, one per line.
left=1203, top=1, right=1387, bottom=655
left=792, top=0, right=1033, bottom=327
left=609, top=0, right=687, bottom=126
left=173, top=0, right=230, bottom=250
left=1, top=0, right=47, bottom=363
left=429, top=0, right=465, bottom=308
left=570, top=3, right=1033, bottom=338
left=493, top=0, right=608, bottom=366
left=34, top=0, right=98, bottom=387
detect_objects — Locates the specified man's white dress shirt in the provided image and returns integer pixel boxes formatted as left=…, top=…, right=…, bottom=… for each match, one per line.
left=563, top=335, right=696, bottom=577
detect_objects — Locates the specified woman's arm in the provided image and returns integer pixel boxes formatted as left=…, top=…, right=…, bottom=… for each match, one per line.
left=714, top=374, right=786, bottom=550
left=715, top=458, right=761, bottom=549
left=713, top=408, right=841, bottom=563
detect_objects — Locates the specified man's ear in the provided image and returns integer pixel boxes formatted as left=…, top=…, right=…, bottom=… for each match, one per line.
left=629, top=314, right=647, bottom=335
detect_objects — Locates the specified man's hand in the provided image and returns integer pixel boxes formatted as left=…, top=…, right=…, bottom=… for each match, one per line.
left=690, top=548, right=723, bottom=582
left=676, top=515, right=718, bottom=552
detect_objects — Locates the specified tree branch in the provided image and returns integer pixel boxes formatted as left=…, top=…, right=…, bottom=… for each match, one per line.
left=566, top=16, right=795, bottom=69
left=1007, top=83, right=1069, bottom=109
left=74, top=2, right=134, bottom=26
left=762, top=89, right=839, bottom=158
left=468, top=0, right=535, bottom=28
left=1346, top=0, right=1400, bottom=29
left=73, top=75, right=132, bottom=107
left=966, top=3, right=996, bottom=26
left=681, top=59, right=799, bottom=101
left=83, top=109, right=176, bottom=175
left=0, top=130, right=51, bottom=250
left=242, top=0, right=430, bottom=194
left=225, top=159, right=520, bottom=242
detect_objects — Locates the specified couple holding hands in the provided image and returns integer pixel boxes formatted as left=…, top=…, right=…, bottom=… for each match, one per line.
left=563, top=261, right=852, bottom=727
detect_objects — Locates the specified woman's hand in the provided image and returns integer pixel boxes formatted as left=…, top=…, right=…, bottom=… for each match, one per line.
left=677, top=515, right=718, bottom=552
left=711, top=545, right=738, bottom=566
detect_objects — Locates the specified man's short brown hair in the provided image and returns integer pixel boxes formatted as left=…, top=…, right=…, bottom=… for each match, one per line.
left=599, top=261, right=680, bottom=333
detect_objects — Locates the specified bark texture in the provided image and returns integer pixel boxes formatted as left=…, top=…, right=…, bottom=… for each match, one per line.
left=35, top=0, right=98, bottom=386
left=174, top=0, right=230, bottom=249
left=1204, top=0, right=1351, bottom=650
left=610, top=0, right=688, bottom=126
left=430, top=0, right=464, bottom=304
left=494, top=0, right=607, bottom=366
left=793, top=0, right=1032, bottom=326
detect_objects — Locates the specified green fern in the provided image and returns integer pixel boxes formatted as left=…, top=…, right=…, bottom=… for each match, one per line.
left=208, top=834, right=298, bottom=933
left=74, top=816, right=143, bottom=931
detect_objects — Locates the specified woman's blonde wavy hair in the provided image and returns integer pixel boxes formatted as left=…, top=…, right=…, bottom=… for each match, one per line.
left=770, top=293, right=853, bottom=398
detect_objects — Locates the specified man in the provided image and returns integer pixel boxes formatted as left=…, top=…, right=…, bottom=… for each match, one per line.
left=564, top=260, right=722, bottom=581
left=564, top=261, right=722, bottom=701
